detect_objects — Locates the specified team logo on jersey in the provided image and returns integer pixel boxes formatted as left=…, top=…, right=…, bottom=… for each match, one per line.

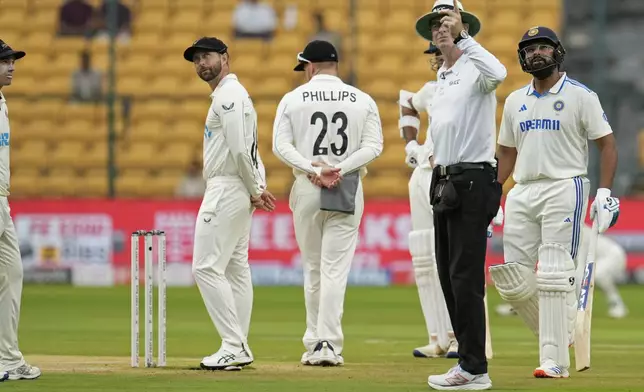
left=528, top=27, right=539, bottom=37
left=553, top=100, right=565, bottom=112
left=519, top=104, right=527, bottom=112
left=222, top=102, right=235, bottom=111
left=0, top=133, right=9, bottom=147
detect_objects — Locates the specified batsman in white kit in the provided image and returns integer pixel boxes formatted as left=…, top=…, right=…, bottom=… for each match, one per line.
left=183, top=37, right=276, bottom=370
left=490, top=26, right=619, bottom=379
left=0, top=40, right=41, bottom=381
left=398, top=43, right=458, bottom=359
left=272, top=40, right=383, bottom=366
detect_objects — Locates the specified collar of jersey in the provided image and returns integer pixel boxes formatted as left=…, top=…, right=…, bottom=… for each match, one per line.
left=210, top=73, right=239, bottom=98
left=0, top=92, right=4, bottom=104
left=526, top=72, right=567, bottom=98
left=310, top=74, right=341, bottom=82
left=437, top=54, right=466, bottom=79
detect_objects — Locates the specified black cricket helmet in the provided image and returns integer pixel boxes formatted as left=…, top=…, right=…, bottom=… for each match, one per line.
left=517, top=26, right=566, bottom=75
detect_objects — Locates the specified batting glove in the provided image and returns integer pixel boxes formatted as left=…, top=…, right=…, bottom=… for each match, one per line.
left=487, top=206, right=504, bottom=238
left=590, top=188, right=620, bottom=233
left=405, top=140, right=420, bottom=169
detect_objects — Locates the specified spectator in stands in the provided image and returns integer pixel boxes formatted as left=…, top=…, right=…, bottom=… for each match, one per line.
left=233, top=0, right=277, bottom=40
left=175, top=159, right=206, bottom=199
left=58, top=0, right=94, bottom=36
left=309, top=13, right=343, bottom=58
left=70, top=50, right=103, bottom=103
left=93, top=0, right=132, bottom=42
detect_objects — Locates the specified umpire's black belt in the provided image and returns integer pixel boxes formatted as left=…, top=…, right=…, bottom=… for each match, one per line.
left=435, top=162, right=490, bottom=178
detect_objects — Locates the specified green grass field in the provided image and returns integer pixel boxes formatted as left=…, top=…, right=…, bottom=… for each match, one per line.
left=4, top=284, right=643, bottom=391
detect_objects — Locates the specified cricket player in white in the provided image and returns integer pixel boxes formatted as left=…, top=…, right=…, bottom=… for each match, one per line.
left=497, top=224, right=629, bottom=319
left=183, top=37, right=276, bottom=370
left=0, top=40, right=41, bottom=381
left=399, top=43, right=458, bottom=359
left=273, top=40, right=383, bottom=366
left=490, top=26, right=619, bottom=379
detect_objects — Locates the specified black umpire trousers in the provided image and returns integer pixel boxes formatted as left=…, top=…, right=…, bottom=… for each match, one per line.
left=429, top=163, right=502, bottom=375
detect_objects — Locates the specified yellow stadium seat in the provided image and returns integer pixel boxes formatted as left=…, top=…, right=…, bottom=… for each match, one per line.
left=157, top=142, right=193, bottom=169
left=78, top=175, right=108, bottom=197
left=84, top=142, right=109, bottom=169
left=117, top=142, right=157, bottom=169
left=134, top=10, right=167, bottom=33
left=58, top=118, right=103, bottom=142
left=119, top=53, right=153, bottom=77
left=128, top=33, right=162, bottom=55
left=42, top=175, right=78, bottom=197
left=356, top=10, right=379, bottom=33
left=0, top=9, right=25, bottom=31
left=22, top=32, right=54, bottom=53
left=150, top=176, right=182, bottom=197
left=62, top=103, right=101, bottom=121
left=174, top=99, right=209, bottom=121
left=50, top=142, right=87, bottom=170
left=167, top=11, right=202, bottom=34
left=384, top=11, right=416, bottom=34
left=379, top=34, right=412, bottom=57
left=32, top=100, right=67, bottom=122
left=12, top=141, right=50, bottom=169
left=41, top=76, right=70, bottom=95
left=9, top=174, right=42, bottom=198
left=116, top=174, right=148, bottom=197
left=261, top=151, right=285, bottom=171
left=131, top=100, right=173, bottom=121
left=117, top=77, right=148, bottom=98
left=251, top=77, right=291, bottom=99
left=128, top=120, right=164, bottom=142
left=362, top=79, right=398, bottom=100
left=31, top=11, right=57, bottom=32
left=526, top=11, right=560, bottom=30
left=266, top=172, right=293, bottom=198
left=363, top=174, right=409, bottom=199
left=269, top=34, right=303, bottom=55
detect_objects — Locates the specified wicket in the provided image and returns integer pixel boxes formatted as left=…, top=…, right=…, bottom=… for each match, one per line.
left=131, top=230, right=167, bottom=368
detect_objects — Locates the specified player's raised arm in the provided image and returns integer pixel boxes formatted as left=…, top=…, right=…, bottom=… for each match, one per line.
left=272, top=95, right=323, bottom=176
left=335, top=97, right=384, bottom=176
left=219, top=95, right=265, bottom=198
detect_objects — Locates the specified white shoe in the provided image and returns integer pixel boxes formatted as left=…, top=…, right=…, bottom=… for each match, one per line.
left=533, top=361, right=569, bottom=378
left=310, top=341, right=342, bottom=366
left=6, top=363, right=41, bottom=380
left=200, top=345, right=254, bottom=370
left=608, top=303, right=628, bottom=319
left=413, top=343, right=446, bottom=358
left=301, top=351, right=314, bottom=365
left=0, top=371, right=7, bottom=382
left=428, top=365, right=492, bottom=390
left=445, top=338, right=459, bottom=359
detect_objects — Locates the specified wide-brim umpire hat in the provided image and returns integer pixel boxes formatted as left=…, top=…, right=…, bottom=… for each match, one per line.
left=183, top=37, right=227, bottom=62
left=0, top=40, right=26, bottom=60
left=294, top=40, right=339, bottom=71
left=415, top=0, right=481, bottom=41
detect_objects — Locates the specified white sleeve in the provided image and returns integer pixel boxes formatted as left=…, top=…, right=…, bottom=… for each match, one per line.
left=497, top=99, right=516, bottom=148
left=580, top=91, right=613, bottom=140
left=411, top=83, right=437, bottom=113
left=272, top=94, right=320, bottom=175
left=457, top=37, right=507, bottom=93
left=219, top=95, right=265, bottom=198
left=336, top=97, right=384, bottom=175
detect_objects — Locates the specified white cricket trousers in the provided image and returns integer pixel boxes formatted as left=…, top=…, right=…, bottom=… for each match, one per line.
left=290, top=175, right=364, bottom=355
left=0, top=197, right=26, bottom=371
left=192, top=177, right=254, bottom=353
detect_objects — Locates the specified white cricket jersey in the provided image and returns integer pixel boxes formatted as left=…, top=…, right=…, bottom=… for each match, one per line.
left=272, top=74, right=383, bottom=177
left=204, top=74, right=266, bottom=198
left=0, top=92, right=10, bottom=196
left=431, top=37, right=507, bottom=167
left=412, top=82, right=437, bottom=169
left=498, top=73, right=613, bottom=184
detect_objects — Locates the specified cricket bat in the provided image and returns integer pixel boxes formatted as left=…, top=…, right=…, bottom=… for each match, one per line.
left=574, top=220, right=599, bottom=371
left=484, top=287, right=493, bottom=359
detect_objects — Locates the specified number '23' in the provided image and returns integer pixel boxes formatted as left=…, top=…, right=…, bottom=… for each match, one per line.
left=311, top=111, right=348, bottom=156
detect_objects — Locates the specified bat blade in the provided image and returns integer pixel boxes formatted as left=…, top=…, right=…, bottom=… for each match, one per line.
left=574, top=221, right=599, bottom=371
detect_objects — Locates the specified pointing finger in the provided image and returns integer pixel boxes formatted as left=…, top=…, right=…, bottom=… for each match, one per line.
left=453, top=0, right=460, bottom=14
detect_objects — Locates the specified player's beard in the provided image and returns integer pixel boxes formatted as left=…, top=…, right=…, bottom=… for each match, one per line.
left=526, top=54, right=557, bottom=80
left=0, top=64, right=12, bottom=87
left=197, top=62, right=222, bottom=82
